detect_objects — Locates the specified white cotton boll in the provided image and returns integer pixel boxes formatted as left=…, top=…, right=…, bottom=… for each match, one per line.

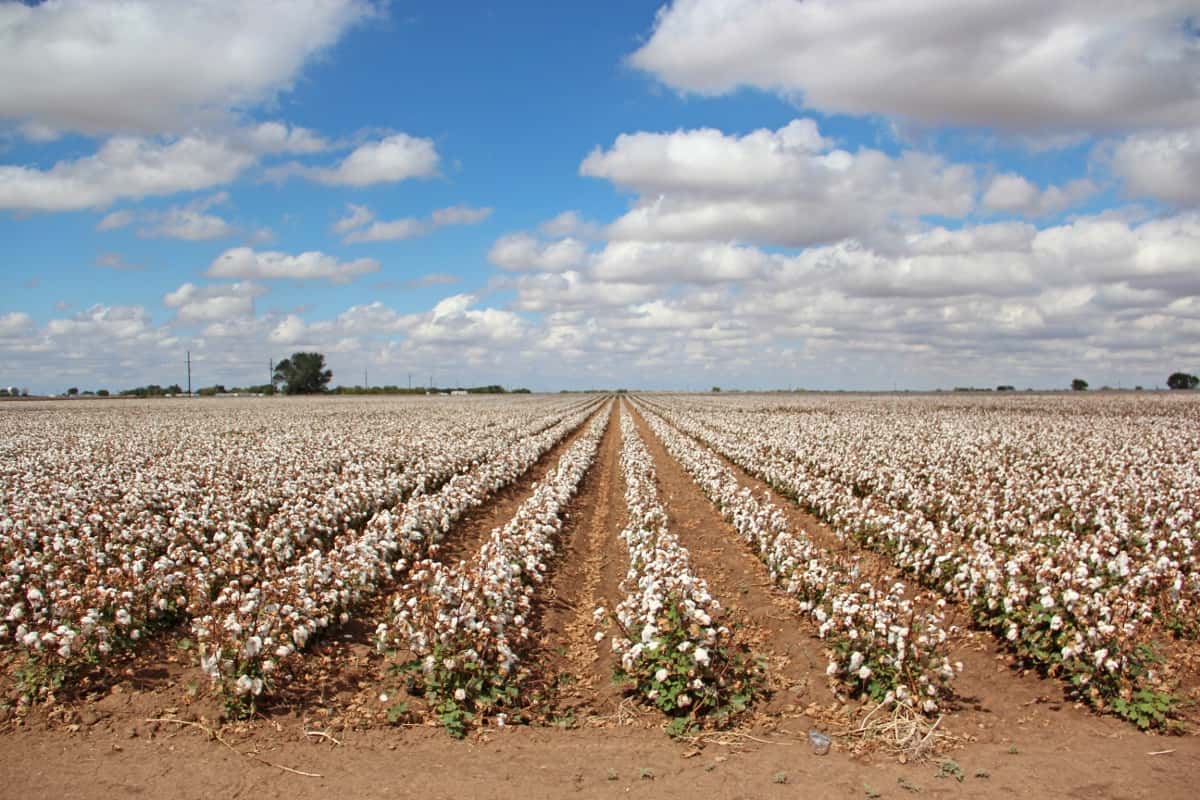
left=693, top=647, right=709, bottom=667
left=858, top=666, right=872, bottom=680
left=454, top=688, right=467, bottom=702
left=676, top=693, right=691, bottom=708
left=655, top=668, right=669, bottom=683
left=826, top=661, right=839, bottom=676
left=242, top=635, right=262, bottom=659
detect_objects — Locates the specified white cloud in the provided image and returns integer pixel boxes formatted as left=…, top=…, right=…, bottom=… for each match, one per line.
left=431, top=205, right=493, bottom=226
left=273, top=134, right=439, bottom=187
left=268, top=314, right=309, bottom=345
left=94, top=252, right=143, bottom=271
left=504, top=270, right=657, bottom=312
left=243, top=121, right=329, bottom=155
left=0, top=0, right=374, bottom=136
left=591, top=240, right=773, bottom=285
left=345, top=217, right=425, bottom=243
left=0, top=311, right=34, bottom=339
left=488, top=233, right=588, bottom=272
left=45, top=304, right=156, bottom=341
left=539, top=210, right=603, bottom=240
left=96, top=210, right=134, bottom=231
left=337, top=203, right=492, bottom=243
left=332, top=204, right=375, bottom=234
left=400, top=293, right=530, bottom=346
left=982, top=174, right=1096, bottom=217
left=207, top=247, right=379, bottom=283
left=140, top=192, right=234, bottom=240
left=581, top=120, right=976, bottom=247
left=1107, top=130, right=1200, bottom=207
left=164, top=281, right=265, bottom=323
left=632, top=1, right=1200, bottom=134
left=0, top=134, right=254, bottom=211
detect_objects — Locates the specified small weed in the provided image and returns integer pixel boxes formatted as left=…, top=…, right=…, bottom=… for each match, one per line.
left=975, top=769, right=990, bottom=779
left=1111, top=689, right=1179, bottom=731
left=1007, top=745, right=1019, bottom=755
left=897, top=776, right=921, bottom=793
left=640, top=767, right=655, bottom=780
left=386, top=701, right=410, bottom=725
left=935, top=759, right=964, bottom=783
left=772, top=771, right=788, bottom=785
left=606, top=769, right=619, bottom=781
left=864, top=784, right=881, bottom=799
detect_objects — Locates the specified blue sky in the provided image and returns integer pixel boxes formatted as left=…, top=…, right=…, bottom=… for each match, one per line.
left=2, top=0, right=1199, bottom=393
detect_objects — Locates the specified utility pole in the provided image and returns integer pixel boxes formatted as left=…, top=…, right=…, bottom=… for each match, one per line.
left=269, top=358, right=274, bottom=389
left=186, top=351, right=192, bottom=396
left=364, top=368, right=368, bottom=389
left=408, top=373, right=412, bottom=390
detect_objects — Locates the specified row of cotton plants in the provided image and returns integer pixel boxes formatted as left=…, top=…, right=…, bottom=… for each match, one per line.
left=0, top=395, right=591, bottom=700
left=647, top=393, right=1199, bottom=725
left=602, top=402, right=758, bottom=734
left=377, top=402, right=612, bottom=736
left=633, top=399, right=957, bottom=712
left=193, top=398, right=603, bottom=709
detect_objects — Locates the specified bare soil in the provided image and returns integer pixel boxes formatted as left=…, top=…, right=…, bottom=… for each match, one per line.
left=1, top=400, right=1198, bottom=799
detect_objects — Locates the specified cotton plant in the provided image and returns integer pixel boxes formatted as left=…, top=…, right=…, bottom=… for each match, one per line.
left=638, top=400, right=956, bottom=712
left=604, top=404, right=759, bottom=734
left=378, top=406, right=611, bottom=736
left=0, top=395, right=596, bottom=703
left=647, top=393, right=1198, bottom=727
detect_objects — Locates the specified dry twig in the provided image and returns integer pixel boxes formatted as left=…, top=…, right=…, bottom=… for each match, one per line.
left=146, top=718, right=323, bottom=778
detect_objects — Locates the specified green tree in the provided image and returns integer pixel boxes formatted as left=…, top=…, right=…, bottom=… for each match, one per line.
left=1071, top=378, right=1088, bottom=391
left=1167, top=372, right=1199, bottom=390
left=273, top=352, right=332, bottom=395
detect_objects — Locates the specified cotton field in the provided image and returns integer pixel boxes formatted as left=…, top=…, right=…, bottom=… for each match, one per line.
left=1, top=392, right=1198, bottom=742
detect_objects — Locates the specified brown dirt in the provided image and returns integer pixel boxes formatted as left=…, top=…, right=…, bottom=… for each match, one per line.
left=528, top=400, right=636, bottom=725
left=2, top=399, right=1199, bottom=798
left=625, top=401, right=839, bottom=724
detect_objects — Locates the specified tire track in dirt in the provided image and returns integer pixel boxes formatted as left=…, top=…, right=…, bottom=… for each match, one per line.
left=625, top=402, right=839, bottom=725
left=528, top=401, right=633, bottom=727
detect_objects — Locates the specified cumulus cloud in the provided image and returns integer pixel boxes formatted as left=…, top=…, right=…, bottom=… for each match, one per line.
left=0, top=0, right=374, bottom=136
left=1107, top=130, right=1200, bottom=207
left=981, top=174, right=1097, bottom=217
left=0, top=311, right=35, bottom=339
left=488, top=233, right=588, bottom=272
left=164, top=281, right=265, bottom=323
left=591, top=240, right=774, bottom=284
left=580, top=119, right=976, bottom=247
left=630, top=0, right=1200, bottom=134
left=207, top=247, right=379, bottom=283
left=96, top=210, right=134, bottom=231
left=539, top=210, right=603, bottom=240
left=400, top=293, right=530, bottom=346
left=273, top=134, right=439, bottom=187
left=0, top=134, right=254, bottom=211
left=336, top=203, right=492, bottom=243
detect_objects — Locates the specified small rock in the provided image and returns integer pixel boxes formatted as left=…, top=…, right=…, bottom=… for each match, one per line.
left=79, top=709, right=106, bottom=726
